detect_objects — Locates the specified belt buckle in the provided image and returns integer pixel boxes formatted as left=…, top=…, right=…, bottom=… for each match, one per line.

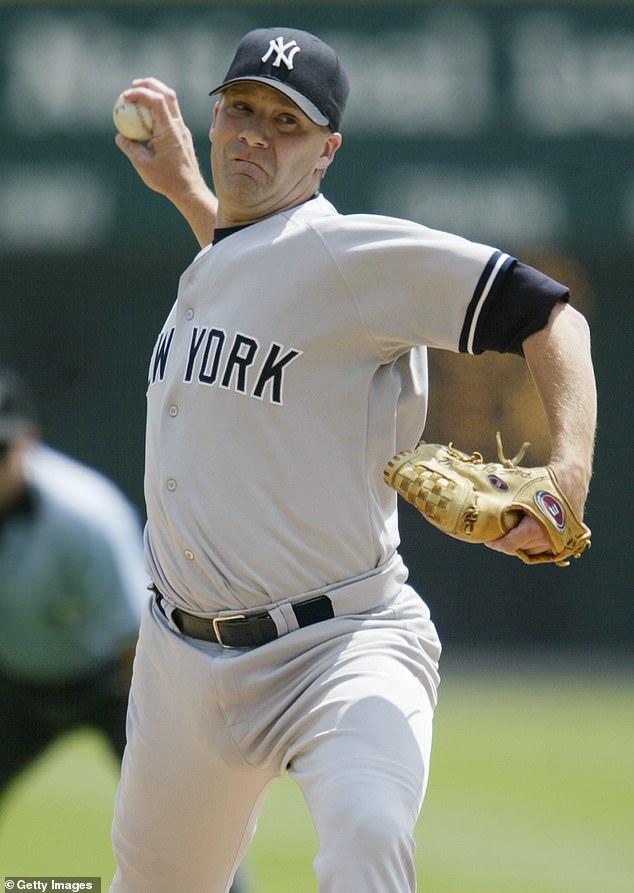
left=212, top=613, right=246, bottom=647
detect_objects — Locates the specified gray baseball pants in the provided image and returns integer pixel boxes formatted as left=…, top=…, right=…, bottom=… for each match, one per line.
left=110, top=582, right=441, bottom=892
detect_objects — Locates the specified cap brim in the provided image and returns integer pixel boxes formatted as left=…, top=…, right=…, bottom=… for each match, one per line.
left=209, top=76, right=329, bottom=127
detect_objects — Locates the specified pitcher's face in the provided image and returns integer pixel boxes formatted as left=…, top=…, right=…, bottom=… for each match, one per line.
left=209, top=82, right=341, bottom=226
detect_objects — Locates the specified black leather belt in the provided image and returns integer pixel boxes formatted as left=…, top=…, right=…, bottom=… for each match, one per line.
left=153, top=587, right=334, bottom=647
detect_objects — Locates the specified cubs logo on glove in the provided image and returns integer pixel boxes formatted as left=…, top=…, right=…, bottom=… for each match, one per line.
left=383, top=433, right=591, bottom=567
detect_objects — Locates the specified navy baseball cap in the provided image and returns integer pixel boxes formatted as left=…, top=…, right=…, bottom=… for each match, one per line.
left=210, top=27, right=349, bottom=132
left=0, top=367, right=37, bottom=442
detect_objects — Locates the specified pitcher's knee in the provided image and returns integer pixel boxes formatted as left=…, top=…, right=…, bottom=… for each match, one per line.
left=314, top=794, right=416, bottom=891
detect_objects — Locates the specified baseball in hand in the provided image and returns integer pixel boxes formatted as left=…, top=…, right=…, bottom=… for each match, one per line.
left=112, top=94, right=153, bottom=141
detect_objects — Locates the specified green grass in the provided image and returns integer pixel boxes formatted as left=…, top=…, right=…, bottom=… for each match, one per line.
left=1, top=656, right=632, bottom=892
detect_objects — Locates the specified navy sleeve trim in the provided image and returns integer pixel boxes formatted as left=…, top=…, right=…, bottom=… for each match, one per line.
left=461, top=258, right=570, bottom=356
left=459, top=250, right=515, bottom=354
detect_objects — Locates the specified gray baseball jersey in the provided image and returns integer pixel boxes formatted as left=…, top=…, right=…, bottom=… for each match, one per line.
left=144, top=194, right=509, bottom=613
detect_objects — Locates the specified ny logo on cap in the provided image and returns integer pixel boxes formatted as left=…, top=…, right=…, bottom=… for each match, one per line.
left=262, top=36, right=301, bottom=70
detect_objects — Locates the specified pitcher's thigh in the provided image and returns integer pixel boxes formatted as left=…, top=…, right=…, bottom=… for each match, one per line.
left=110, top=601, right=273, bottom=893
left=290, top=631, right=436, bottom=893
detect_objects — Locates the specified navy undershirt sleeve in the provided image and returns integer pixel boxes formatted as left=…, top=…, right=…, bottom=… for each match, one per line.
left=471, top=260, right=569, bottom=356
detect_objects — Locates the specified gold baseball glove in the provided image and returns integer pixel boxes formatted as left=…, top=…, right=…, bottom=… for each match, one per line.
left=383, top=433, right=591, bottom=567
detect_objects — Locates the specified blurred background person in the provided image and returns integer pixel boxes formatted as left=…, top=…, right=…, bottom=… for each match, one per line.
left=0, top=365, right=147, bottom=797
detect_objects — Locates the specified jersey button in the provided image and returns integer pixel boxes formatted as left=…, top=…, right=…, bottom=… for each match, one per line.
left=166, top=478, right=177, bottom=491
left=185, top=308, right=195, bottom=321
left=184, top=549, right=195, bottom=561
left=168, top=405, right=179, bottom=417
